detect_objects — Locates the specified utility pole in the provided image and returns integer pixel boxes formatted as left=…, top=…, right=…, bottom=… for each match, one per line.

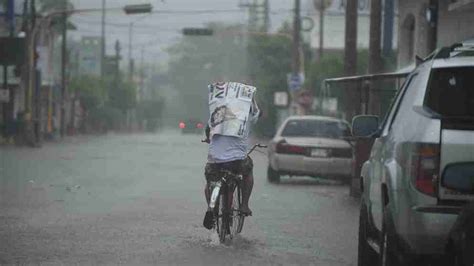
left=2, top=0, right=15, bottom=133
left=318, top=0, right=324, bottom=60
left=291, top=0, right=301, bottom=115
left=25, top=0, right=36, bottom=143
left=382, top=0, right=394, bottom=56
left=114, top=40, right=121, bottom=84
left=368, top=0, right=382, bottom=115
left=344, top=0, right=358, bottom=118
left=292, top=0, right=301, bottom=77
left=240, top=0, right=269, bottom=32
left=101, top=0, right=106, bottom=78
left=427, top=0, right=438, bottom=54
left=128, top=22, right=133, bottom=81
left=263, top=0, right=270, bottom=33
left=60, top=0, right=68, bottom=137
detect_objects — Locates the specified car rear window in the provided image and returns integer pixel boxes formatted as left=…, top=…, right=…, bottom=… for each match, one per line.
left=281, top=119, right=350, bottom=138
left=442, top=163, right=474, bottom=193
left=425, top=67, right=474, bottom=117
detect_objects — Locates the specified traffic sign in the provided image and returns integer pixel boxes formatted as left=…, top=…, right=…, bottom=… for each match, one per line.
left=274, top=92, right=288, bottom=107
left=287, top=72, right=304, bottom=91
left=182, top=28, right=214, bottom=36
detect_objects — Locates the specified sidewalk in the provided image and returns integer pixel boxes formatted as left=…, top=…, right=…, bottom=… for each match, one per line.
left=0, top=135, right=15, bottom=146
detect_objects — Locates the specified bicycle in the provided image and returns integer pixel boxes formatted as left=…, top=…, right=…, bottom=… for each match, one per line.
left=203, top=142, right=267, bottom=243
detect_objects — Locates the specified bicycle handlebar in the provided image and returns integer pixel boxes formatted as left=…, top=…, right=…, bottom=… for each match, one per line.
left=247, top=143, right=267, bottom=155
left=201, top=140, right=267, bottom=155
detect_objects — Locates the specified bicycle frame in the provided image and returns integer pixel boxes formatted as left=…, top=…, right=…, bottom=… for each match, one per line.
left=203, top=143, right=267, bottom=242
left=209, top=171, right=241, bottom=209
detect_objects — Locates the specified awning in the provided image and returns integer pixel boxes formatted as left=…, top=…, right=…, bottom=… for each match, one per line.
left=321, top=65, right=415, bottom=115
left=324, top=66, right=413, bottom=85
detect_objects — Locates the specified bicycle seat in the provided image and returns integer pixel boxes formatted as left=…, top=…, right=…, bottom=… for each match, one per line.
left=220, top=169, right=241, bottom=179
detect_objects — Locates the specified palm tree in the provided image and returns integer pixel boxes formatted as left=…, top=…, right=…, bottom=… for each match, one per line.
left=38, top=0, right=76, bottom=32
left=39, top=0, right=73, bottom=13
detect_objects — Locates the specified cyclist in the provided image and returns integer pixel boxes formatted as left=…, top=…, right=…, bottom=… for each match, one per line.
left=203, top=82, right=261, bottom=229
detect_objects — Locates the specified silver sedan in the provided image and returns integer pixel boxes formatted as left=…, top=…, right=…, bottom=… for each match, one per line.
left=267, top=116, right=354, bottom=183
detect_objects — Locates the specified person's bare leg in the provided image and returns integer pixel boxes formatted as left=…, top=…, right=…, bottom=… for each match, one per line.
left=240, top=173, right=254, bottom=215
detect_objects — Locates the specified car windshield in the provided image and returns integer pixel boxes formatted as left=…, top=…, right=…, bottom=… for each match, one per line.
left=281, top=119, right=350, bottom=138
left=425, top=67, right=474, bottom=117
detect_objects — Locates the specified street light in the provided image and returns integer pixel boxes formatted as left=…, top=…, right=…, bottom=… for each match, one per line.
left=182, top=28, right=214, bottom=36
left=123, top=4, right=153, bottom=15
left=123, top=4, right=153, bottom=80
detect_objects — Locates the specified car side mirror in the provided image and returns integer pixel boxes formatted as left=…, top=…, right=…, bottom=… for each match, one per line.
left=352, top=115, right=379, bottom=138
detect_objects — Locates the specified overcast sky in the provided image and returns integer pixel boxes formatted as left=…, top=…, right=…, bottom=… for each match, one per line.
left=69, top=0, right=305, bottom=64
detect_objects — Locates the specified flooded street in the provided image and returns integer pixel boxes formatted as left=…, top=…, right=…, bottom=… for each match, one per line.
left=0, top=131, right=358, bottom=265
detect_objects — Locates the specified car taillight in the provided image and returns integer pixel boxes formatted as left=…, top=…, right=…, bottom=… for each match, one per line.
left=276, top=141, right=307, bottom=155
left=179, top=122, right=186, bottom=129
left=402, top=143, right=440, bottom=196
left=196, top=123, right=204, bottom=129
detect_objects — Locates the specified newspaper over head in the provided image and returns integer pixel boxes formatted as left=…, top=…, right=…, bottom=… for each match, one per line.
left=208, top=82, right=257, bottom=138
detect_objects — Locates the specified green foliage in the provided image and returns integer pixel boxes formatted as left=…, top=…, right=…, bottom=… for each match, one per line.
left=39, top=0, right=76, bottom=34
left=69, top=75, right=106, bottom=111
left=38, top=0, right=73, bottom=12
left=69, top=73, right=138, bottom=132
left=307, top=50, right=370, bottom=97
left=137, top=100, right=165, bottom=132
left=166, top=23, right=293, bottom=136
left=87, top=105, right=123, bottom=132
left=307, top=53, right=345, bottom=97
left=306, top=49, right=398, bottom=117
left=108, top=79, right=137, bottom=113
left=247, top=35, right=292, bottom=137
left=166, top=24, right=248, bottom=120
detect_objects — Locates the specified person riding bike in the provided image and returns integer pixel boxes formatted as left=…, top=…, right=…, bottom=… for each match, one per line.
left=203, top=82, right=260, bottom=229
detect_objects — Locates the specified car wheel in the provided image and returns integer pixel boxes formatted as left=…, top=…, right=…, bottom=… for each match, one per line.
left=380, top=205, right=400, bottom=266
left=358, top=203, right=378, bottom=266
left=451, top=236, right=474, bottom=266
left=267, top=165, right=280, bottom=183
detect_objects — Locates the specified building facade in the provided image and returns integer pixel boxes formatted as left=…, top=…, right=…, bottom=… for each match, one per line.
left=398, top=0, right=474, bottom=67
left=308, top=0, right=398, bottom=52
left=78, top=36, right=102, bottom=77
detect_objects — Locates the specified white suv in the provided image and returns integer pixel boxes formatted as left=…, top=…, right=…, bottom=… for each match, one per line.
left=354, top=43, right=474, bottom=265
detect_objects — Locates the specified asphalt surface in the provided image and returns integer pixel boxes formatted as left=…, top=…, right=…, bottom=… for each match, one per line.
left=0, top=131, right=359, bottom=265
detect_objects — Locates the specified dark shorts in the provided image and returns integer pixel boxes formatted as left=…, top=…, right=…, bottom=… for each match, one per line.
left=204, top=156, right=253, bottom=182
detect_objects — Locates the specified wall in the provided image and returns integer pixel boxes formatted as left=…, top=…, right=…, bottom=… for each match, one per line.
left=397, top=0, right=474, bottom=67
left=437, top=1, right=474, bottom=46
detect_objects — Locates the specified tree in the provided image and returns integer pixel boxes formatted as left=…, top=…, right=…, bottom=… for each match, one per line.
left=39, top=0, right=73, bottom=13
left=166, top=23, right=293, bottom=137
left=247, top=35, right=292, bottom=136
left=108, top=79, right=137, bottom=114
left=166, top=23, right=248, bottom=121
left=39, top=0, right=76, bottom=33
left=69, top=75, right=106, bottom=111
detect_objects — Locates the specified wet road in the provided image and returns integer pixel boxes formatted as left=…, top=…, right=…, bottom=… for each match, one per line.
left=0, top=131, right=359, bottom=265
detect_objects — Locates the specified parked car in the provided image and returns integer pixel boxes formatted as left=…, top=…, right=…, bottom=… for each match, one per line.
left=179, top=119, right=205, bottom=134
left=267, top=115, right=354, bottom=183
left=355, top=43, right=474, bottom=266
